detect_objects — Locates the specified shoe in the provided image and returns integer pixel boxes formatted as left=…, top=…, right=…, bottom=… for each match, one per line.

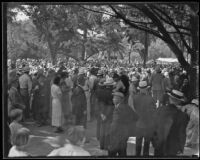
left=54, top=127, right=64, bottom=133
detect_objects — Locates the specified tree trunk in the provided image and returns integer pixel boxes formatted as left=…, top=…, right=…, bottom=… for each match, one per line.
left=82, top=28, right=87, bottom=61
left=143, top=30, right=149, bottom=68
left=129, top=51, right=131, bottom=64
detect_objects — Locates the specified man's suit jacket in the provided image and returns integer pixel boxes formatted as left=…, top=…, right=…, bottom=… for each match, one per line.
left=133, top=94, right=156, bottom=129
left=153, top=104, right=189, bottom=156
left=109, top=101, right=138, bottom=151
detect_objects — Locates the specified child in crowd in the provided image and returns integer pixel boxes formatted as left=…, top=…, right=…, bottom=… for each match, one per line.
left=8, top=127, right=31, bottom=157
left=9, top=109, right=23, bottom=145
left=47, top=126, right=90, bottom=156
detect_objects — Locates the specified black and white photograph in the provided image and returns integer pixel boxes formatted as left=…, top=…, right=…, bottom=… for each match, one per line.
left=2, top=1, right=199, bottom=158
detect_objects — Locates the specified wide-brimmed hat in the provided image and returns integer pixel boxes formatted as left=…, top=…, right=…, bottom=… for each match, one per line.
left=97, top=70, right=104, bottom=76
left=167, top=90, right=185, bottom=102
left=191, top=99, right=199, bottom=106
left=104, top=77, right=115, bottom=85
left=78, top=67, right=86, bottom=75
left=137, top=81, right=150, bottom=90
left=112, top=92, right=124, bottom=98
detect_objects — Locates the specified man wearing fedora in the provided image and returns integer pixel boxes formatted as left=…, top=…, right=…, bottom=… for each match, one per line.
left=19, top=66, right=32, bottom=120
left=108, top=91, right=138, bottom=156
left=133, top=81, right=157, bottom=156
left=153, top=90, right=190, bottom=156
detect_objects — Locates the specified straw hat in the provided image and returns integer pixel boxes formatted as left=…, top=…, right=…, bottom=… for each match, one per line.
left=78, top=67, right=86, bottom=75
left=137, top=81, right=150, bottom=90
left=191, top=99, right=199, bottom=106
left=167, top=90, right=185, bottom=102
left=97, top=70, right=104, bottom=76
left=112, top=92, right=124, bottom=98
left=104, top=77, right=115, bottom=85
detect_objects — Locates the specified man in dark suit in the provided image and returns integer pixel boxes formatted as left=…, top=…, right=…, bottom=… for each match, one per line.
left=108, top=92, right=138, bottom=156
left=133, top=81, right=157, bottom=156
left=152, top=90, right=190, bottom=156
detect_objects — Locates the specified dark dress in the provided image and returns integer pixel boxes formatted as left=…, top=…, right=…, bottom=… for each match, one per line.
left=99, top=102, right=114, bottom=150
left=34, top=83, right=48, bottom=124
left=71, top=85, right=87, bottom=128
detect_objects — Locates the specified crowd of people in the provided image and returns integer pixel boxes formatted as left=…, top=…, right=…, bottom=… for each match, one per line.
left=6, top=58, right=199, bottom=157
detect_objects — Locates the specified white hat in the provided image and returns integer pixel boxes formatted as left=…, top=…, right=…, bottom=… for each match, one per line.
left=164, top=72, right=169, bottom=77
left=78, top=67, right=86, bottom=75
left=137, top=81, right=150, bottom=90
left=104, top=77, right=115, bottom=85
left=167, top=90, right=185, bottom=102
left=112, top=92, right=124, bottom=98
left=191, top=99, right=199, bottom=106
left=131, top=76, right=138, bottom=82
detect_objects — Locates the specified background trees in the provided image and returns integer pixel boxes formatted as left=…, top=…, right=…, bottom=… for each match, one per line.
left=6, top=3, right=199, bottom=98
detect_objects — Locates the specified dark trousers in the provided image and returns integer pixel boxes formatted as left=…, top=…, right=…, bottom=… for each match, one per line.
left=96, top=116, right=101, bottom=140
left=90, top=92, right=96, bottom=119
left=108, top=148, right=127, bottom=156
left=20, top=89, right=30, bottom=119
left=75, top=114, right=87, bottom=129
left=136, top=136, right=151, bottom=156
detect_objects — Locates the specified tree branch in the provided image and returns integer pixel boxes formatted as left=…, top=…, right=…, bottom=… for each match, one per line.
left=79, top=5, right=117, bottom=18
left=149, top=4, right=194, bottom=54
left=109, top=5, right=165, bottom=41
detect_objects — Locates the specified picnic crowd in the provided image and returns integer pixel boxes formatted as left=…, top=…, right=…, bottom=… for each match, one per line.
left=6, top=58, right=199, bottom=157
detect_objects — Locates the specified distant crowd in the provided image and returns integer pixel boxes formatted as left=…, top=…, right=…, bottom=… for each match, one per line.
left=6, top=58, right=199, bottom=157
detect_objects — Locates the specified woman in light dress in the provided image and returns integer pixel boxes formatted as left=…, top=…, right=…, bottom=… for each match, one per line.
left=51, top=76, right=63, bottom=133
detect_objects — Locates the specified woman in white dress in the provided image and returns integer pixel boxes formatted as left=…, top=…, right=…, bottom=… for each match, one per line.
left=51, top=76, right=63, bottom=133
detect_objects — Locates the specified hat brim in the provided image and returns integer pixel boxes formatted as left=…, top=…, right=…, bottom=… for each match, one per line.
left=104, top=82, right=115, bottom=85
left=137, top=86, right=150, bottom=90
left=167, top=93, right=185, bottom=102
left=112, top=93, right=124, bottom=98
